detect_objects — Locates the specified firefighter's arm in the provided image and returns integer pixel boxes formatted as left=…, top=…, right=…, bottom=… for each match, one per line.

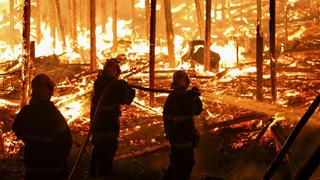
left=163, top=94, right=174, bottom=138
left=13, top=107, right=29, bottom=141
left=113, top=80, right=136, bottom=105
left=54, top=109, right=73, bottom=156
left=189, top=87, right=203, bottom=115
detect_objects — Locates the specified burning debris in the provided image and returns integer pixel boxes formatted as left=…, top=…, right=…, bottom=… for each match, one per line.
left=0, top=0, right=319, bottom=179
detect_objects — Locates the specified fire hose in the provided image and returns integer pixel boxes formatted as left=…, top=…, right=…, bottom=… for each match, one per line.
left=67, top=83, right=201, bottom=179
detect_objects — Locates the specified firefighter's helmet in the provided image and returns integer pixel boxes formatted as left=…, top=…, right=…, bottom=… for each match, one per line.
left=31, top=74, right=55, bottom=93
left=102, top=58, right=121, bottom=78
left=171, top=70, right=190, bottom=90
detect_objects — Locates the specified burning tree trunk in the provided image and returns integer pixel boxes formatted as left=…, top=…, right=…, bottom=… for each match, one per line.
left=163, top=0, right=175, bottom=68
left=54, top=0, right=66, bottom=49
left=21, top=0, right=31, bottom=106
left=90, top=0, right=97, bottom=72
left=204, top=0, right=212, bottom=71
left=269, top=0, right=277, bottom=102
left=149, top=0, right=156, bottom=106
left=145, top=0, right=150, bottom=40
left=101, top=0, right=107, bottom=33
left=72, top=0, right=77, bottom=49
left=256, top=0, right=263, bottom=101
left=194, top=0, right=205, bottom=39
left=30, top=41, right=35, bottom=86
left=9, top=0, right=14, bottom=54
left=35, top=0, right=41, bottom=44
left=79, top=0, right=84, bottom=29
left=49, top=0, right=56, bottom=48
left=113, top=0, right=118, bottom=51
left=67, top=0, right=73, bottom=42
left=131, top=0, right=136, bottom=36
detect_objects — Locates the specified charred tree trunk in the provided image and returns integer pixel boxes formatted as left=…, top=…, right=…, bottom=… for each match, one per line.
left=256, top=0, right=263, bottom=101
left=194, top=0, right=205, bottom=39
left=21, top=0, right=31, bottom=106
left=163, top=0, right=175, bottom=68
left=149, top=0, right=156, bottom=106
left=54, top=0, right=66, bottom=49
left=204, top=0, right=212, bottom=71
left=256, top=24, right=264, bottom=101
left=145, top=0, right=150, bottom=40
left=101, top=0, right=107, bottom=33
left=29, top=41, right=35, bottom=88
left=49, top=0, right=56, bottom=48
left=36, top=0, right=41, bottom=44
left=9, top=0, right=14, bottom=54
left=72, top=0, right=77, bottom=49
left=113, top=0, right=118, bottom=51
left=269, top=0, right=277, bottom=102
left=90, top=0, right=96, bottom=72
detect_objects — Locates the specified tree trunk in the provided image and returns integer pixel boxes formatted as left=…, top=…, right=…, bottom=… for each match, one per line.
left=79, top=0, right=84, bottom=29
left=90, top=0, right=96, bottom=72
left=269, top=0, right=277, bottom=102
left=54, top=0, right=66, bottom=49
left=49, top=0, right=56, bottom=48
left=101, top=0, right=106, bottom=33
left=72, top=0, right=77, bottom=49
left=21, top=0, right=31, bottom=106
left=163, top=0, right=175, bottom=67
left=256, top=0, right=263, bottom=101
left=149, top=0, right=156, bottom=106
left=113, top=0, right=118, bottom=51
left=204, top=0, right=212, bottom=71
left=67, top=0, right=73, bottom=41
left=36, top=0, right=41, bottom=44
left=194, top=0, right=205, bottom=39
left=9, top=0, right=14, bottom=54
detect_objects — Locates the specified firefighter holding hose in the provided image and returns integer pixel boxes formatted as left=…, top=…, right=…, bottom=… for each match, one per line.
left=162, top=70, right=203, bottom=180
left=13, top=74, right=73, bottom=180
left=89, top=59, right=135, bottom=178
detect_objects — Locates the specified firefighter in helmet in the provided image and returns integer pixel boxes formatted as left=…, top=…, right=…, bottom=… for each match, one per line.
left=163, top=70, right=203, bottom=180
left=89, top=59, right=135, bottom=178
left=13, top=74, right=73, bottom=180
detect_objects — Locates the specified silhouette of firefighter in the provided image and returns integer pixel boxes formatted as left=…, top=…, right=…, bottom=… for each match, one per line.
left=163, top=70, right=203, bottom=180
left=89, top=59, right=135, bottom=178
left=13, top=74, right=73, bottom=180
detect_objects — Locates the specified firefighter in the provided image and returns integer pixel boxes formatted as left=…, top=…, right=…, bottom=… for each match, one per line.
left=163, top=70, right=203, bottom=180
left=13, top=74, right=73, bottom=180
left=89, top=59, right=135, bottom=178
